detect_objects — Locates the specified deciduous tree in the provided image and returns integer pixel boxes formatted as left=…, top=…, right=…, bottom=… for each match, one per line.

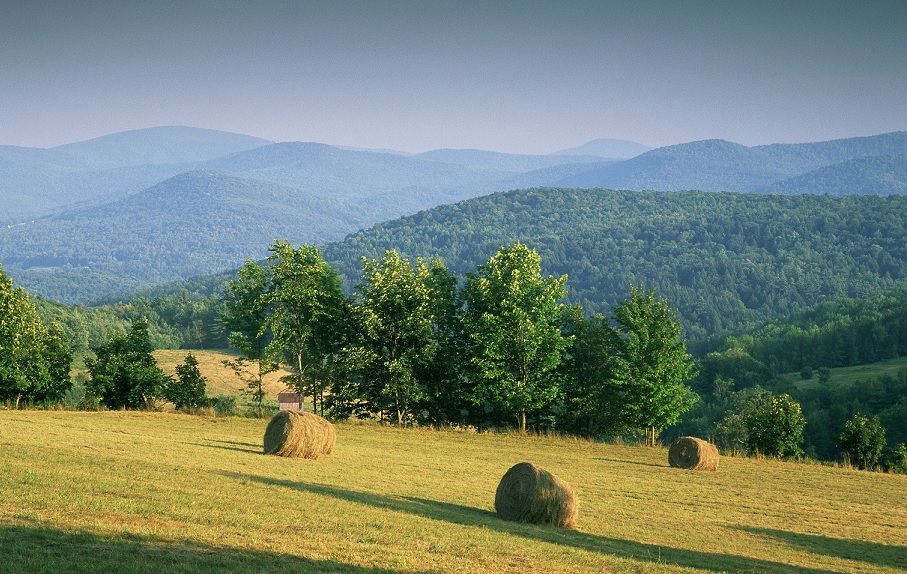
left=836, top=413, right=886, bottom=470
left=85, top=318, right=168, bottom=409
left=345, top=251, right=442, bottom=426
left=745, top=391, right=806, bottom=458
left=0, top=266, right=72, bottom=407
left=266, top=241, right=346, bottom=415
left=463, top=243, right=570, bottom=433
left=611, top=287, right=697, bottom=445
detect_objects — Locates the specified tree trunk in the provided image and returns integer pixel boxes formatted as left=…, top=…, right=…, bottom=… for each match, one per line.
left=520, top=409, right=527, bottom=435
left=296, top=351, right=305, bottom=412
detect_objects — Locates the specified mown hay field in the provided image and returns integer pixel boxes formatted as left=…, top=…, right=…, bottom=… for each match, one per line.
left=1, top=410, right=905, bottom=573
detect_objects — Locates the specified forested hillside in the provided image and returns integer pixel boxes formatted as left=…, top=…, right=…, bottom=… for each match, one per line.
left=4, top=130, right=906, bottom=304
left=323, top=188, right=907, bottom=340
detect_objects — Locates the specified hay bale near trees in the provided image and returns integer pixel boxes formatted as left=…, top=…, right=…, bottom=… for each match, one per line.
left=263, top=410, right=336, bottom=459
left=494, top=462, right=578, bottom=529
left=668, top=436, right=719, bottom=471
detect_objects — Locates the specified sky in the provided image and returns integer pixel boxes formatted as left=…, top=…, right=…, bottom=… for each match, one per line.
left=1, top=0, right=905, bottom=154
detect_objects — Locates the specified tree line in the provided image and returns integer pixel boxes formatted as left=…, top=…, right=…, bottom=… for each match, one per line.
left=219, top=241, right=696, bottom=440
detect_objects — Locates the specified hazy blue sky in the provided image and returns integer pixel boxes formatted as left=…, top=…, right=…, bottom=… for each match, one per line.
left=2, top=1, right=905, bottom=153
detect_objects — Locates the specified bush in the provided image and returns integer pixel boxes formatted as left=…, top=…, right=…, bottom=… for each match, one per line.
left=209, top=395, right=236, bottom=416
left=886, top=443, right=907, bottom=474
left=836, top=414, right=886, bottom=471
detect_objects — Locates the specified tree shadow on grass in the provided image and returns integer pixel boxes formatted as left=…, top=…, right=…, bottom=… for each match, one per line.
left=224, top=472, right=840, bottom=574
left=184, top=440, right=261, bottom=454
left=593, top=457, right=666, bottom=468
left=0, top=520, right=429, bottom=574
left=735, top=526, right=907, bottom=571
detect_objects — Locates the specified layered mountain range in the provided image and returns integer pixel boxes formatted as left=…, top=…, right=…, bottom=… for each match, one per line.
left=1, top=127, right=905, bottom=304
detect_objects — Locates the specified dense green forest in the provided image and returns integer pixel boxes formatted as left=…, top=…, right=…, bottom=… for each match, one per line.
left=323, top=188, right=907, bottom=340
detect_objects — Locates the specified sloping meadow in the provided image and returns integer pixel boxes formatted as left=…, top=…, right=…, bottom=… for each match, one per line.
left=1, top=411, right=904, bottom=573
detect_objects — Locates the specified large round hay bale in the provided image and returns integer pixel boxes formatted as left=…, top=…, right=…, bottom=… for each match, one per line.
left=668, top=436, right=719, bottom=471
left=263, top=410, right=336, bottom=460
left=494, top=462, right=578, bottom=529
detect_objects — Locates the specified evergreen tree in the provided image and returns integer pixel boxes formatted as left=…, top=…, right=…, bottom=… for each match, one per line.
left=166, top=353, right=207, bottom=410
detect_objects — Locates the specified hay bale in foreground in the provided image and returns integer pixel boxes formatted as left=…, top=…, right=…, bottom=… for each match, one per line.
left=494, top=462, right=578, bottom=529
left=263, top=410, right=336, bottom=460
left=668, top=436, right=719, bottom=471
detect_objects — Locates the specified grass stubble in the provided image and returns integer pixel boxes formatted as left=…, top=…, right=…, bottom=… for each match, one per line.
left=1, top=410, right=904, bottom=573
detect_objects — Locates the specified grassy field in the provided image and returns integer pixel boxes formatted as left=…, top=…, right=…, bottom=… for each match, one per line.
left=1, top=410, right=905, bottom=573
left=152, top=349, right=292, bottom=400
left=788, top=356, right=907, bottom=391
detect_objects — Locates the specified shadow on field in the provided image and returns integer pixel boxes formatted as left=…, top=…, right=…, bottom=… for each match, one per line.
left=593, top=457, right=665, bottom=468
left=0, top=520, right=430, bottom=574
left=736, top=526, right=907, bottom=571
left=187, top=440, right=261, bottom=454
left=226, top=472, right=840, bottom=574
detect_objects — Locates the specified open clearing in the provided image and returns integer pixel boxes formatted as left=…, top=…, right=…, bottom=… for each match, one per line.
left=1, top=410, right=904, bottom=573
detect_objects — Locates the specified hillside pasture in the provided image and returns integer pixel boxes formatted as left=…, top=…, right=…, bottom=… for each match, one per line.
left=152, top=349, right=292, bottom=399
left=1, top=411, right=904, bottom=573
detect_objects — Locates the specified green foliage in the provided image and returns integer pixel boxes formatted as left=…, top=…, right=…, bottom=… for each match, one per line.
left=698, top=285, right=907, bottom=373
left=164, top=353, right=208, bottom=410
left=888, top=443, right=907, bottom=474
left=0, top=265, right=72, bottom=407
left=611, top=287, right=698, bottom=445
left=265, top=241, right=346, bottom=415
left=744, top=392, right=807, bottom=458
left=324, top=188, right=907, bottom=341
left=463, top=243, right=570, bottom=433
left=342, top=251, right=445, bottom=425
left=84, top=318, right=169, bottom=409
left=556, top=309, right=629, bottom=436
left=836, top=414, right=886, bottom=470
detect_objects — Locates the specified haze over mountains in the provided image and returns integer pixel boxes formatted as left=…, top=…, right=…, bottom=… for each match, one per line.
left=1, top=126, right=906, bottom=305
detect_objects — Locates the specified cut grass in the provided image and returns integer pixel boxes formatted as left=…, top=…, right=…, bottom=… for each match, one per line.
left=1, top=410, right=905, bottom=573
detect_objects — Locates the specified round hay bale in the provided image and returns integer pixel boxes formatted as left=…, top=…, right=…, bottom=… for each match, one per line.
left=668, top=436, right=719, bottom=471
left=494, top=462, right=578, bottom=529
left=263, top=410, right=336, bottom=460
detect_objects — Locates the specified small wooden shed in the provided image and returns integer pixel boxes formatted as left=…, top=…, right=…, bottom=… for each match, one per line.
left=278, top=392, right=300, bottom=411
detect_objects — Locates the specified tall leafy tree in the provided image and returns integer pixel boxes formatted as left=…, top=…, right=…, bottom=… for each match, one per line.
left=611, top=287, right=697, bottom=446
left=557, top=309, right=629, bottom=436
left=222, top=259, right=275, bottom=415
left=345, top=250, right=442, bottom=426
left=463, top=242, right=570, bottom=433
left=416, top=260, right=467, bottom=425
left=0, top=266, right=72, bottom=407
left=85, top=317, right=168, bottom=410
left=266, top=241, right=346, bottom=415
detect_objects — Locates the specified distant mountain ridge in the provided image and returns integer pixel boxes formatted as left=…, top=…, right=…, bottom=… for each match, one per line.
left=553, top=138, right=652, bottom=159
left=557, top=131, right=907, bottom=192
left=2, top=127, right=906, bottom=303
